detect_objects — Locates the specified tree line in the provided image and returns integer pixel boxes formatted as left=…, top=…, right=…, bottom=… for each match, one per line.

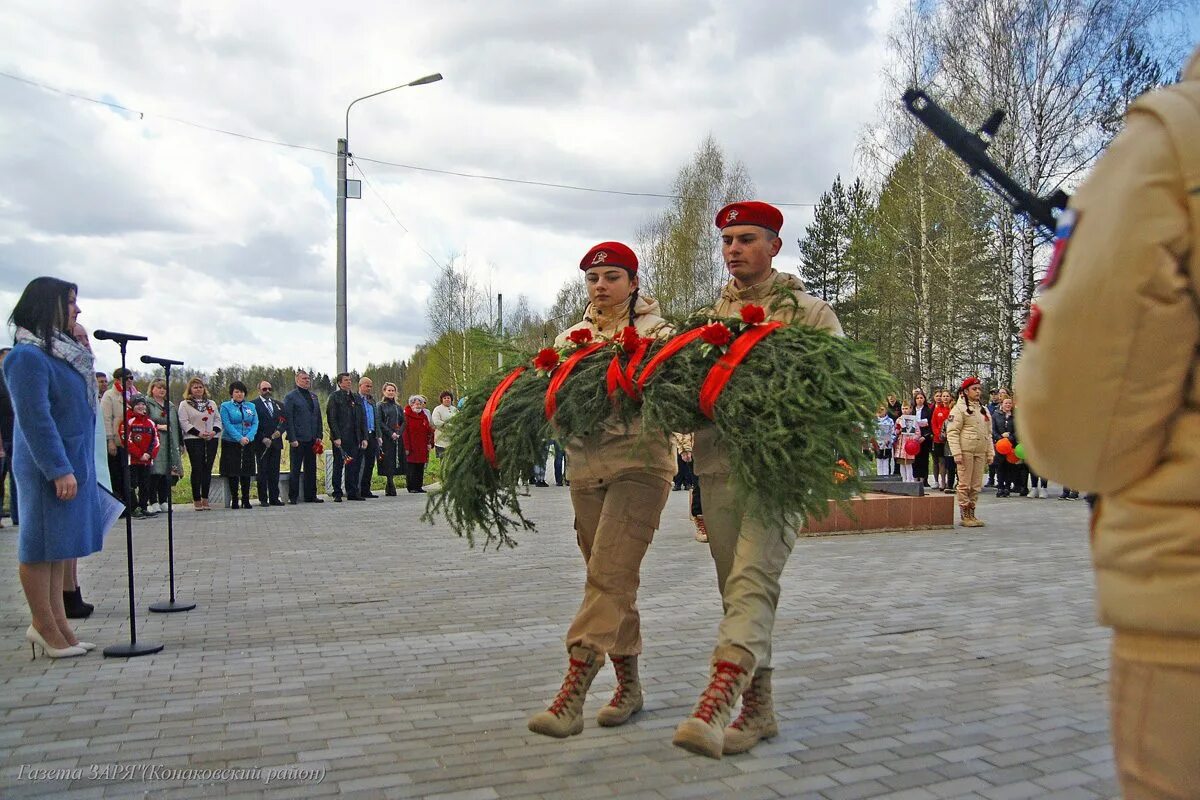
left=176, top=0, right=1189, bottom=401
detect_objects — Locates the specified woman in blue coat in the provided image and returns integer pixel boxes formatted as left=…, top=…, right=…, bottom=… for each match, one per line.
left=219, top=381, right=259, bottom=509
left=5, top=278, right=122, bottom=658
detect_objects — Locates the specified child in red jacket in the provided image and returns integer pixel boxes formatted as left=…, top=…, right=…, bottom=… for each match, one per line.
left=123, top=396, right=161, bottom=518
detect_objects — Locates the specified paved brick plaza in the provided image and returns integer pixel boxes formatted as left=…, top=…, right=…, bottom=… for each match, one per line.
left=0, top=487, right=1116, bottom=799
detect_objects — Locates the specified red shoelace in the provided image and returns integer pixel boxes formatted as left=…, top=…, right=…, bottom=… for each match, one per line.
left=608, top=657, right=634, bottom=706
left=729, top=683, right=760, bottom=730
left=547, top=656, right=591, bottom=716
left=693, top=660, right=745, bottom=723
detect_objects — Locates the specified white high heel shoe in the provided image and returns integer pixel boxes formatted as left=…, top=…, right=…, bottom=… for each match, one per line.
left=71, top=641, right=97, bottom=651
left=25, top=625, right=87, bottom=659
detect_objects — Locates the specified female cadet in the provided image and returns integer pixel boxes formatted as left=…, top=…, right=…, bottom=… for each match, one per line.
left=527, top=242, right=675, bottom=739
left=945, top=377, right=991, bottom=527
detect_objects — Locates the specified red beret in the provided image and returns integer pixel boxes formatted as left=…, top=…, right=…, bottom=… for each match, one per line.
left=960, top=377, right=981, bottom=393
left=715, top=201, right=783, bottom=234
left=580, top=241, right=638, bottom=273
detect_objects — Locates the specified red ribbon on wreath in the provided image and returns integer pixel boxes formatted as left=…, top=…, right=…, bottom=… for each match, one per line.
left=605, top=338, right=651, bottom=400
left=545, top=341, right=607, bottom=420
left=481, top=366, right=526, bottom=467
left=698, top=321, right=784, bottom=420
left=635, top=326, right=709, bottom=393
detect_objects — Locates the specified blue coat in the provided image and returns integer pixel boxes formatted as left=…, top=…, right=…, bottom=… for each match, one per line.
left=3, top=343, right=123, bottom=563
left=219, top=400, right=259, bottom=444
left=283, top=386, right=322, bottom=442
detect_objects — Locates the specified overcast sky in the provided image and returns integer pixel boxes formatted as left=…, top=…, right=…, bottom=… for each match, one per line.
left=0, top=0, right=901, bottom=373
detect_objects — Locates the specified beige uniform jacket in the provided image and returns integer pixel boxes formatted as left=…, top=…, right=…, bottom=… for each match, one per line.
left=693, top=270, right=843, bottom=476
left=100, top=387, right=124, bottom=442
left=554, top=295, right=675, bottom=487
left=1014, top=47, right=1200, bottom=648
left=943, top=398, right=991, bottom=459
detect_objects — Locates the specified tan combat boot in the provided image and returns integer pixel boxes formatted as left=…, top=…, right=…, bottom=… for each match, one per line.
left=693, top=515, right=709, bottom=543
left=596, top=654, right=643, bottom=727
left=723, top=668, right=779, bottom=754
left=672, top=647, right=754, bottom=759
left=962, top=504, right=986, bottom=527
left=528, top=646, right=603, bottom=738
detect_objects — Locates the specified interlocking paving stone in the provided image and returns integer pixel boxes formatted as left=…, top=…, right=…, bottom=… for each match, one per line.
left=0, top=486, right=1121, bottom=797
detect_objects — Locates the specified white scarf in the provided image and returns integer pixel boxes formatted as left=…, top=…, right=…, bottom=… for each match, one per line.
left=14, top=326, right=99, bottom=410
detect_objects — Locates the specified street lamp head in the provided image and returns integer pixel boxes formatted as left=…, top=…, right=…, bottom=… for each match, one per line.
left=408, top=73, right=443, bottom=87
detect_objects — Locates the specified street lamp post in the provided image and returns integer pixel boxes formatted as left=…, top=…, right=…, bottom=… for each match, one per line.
left=336, top=72, right=443, bottom=374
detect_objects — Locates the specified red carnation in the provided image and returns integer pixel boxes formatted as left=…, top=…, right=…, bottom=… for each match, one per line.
left=567, top=328, right=593, bottom=345
left=533, top=348, right=561, bottom=371
left=620, top=325, right=641, bottom=353
left=740, top=304, right=766, bottom=325
left=700, top=322, right=733, bottom=347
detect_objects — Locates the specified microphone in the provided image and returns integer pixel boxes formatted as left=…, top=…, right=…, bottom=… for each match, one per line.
left=140, top=355, right=185, bottom=367
left=93, top=330, right=149, bottom=343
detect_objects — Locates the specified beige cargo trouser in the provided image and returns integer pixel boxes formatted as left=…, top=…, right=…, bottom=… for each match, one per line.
left=1110, top=647, right=1200, bottom=799
left=565, top=472, right=671, bottom=657
left=698, top=473, right=797, bottom=670
left=955, top=452, right=987, bottom=510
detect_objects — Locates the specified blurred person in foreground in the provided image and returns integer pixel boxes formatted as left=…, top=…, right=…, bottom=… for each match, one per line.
left=1014, top=45, right=1200, bottom=799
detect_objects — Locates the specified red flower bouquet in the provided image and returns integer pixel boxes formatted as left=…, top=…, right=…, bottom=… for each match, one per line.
left=533, top=348, right=560, bottom=371
left=619, top=325, right=642, bottom=353
left=700, top=322, right=733, bottom=347
left=740, top=304, right=766, bottom=325
left=566, top=328, right=593, bottom=345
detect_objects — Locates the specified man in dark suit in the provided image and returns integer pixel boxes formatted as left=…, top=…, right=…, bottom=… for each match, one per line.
left=326, top=372, right=367, bottom=501
left=357, top=376, right=382, bottom=499
left=253, top=380, right=286, bottom=506
left=283, top=370, right=324, bottom=504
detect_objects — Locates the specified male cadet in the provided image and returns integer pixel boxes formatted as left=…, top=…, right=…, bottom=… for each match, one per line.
left=252, top=381, right=286, bottom=506
left=673, top=201, right=842, bottom=759
left=1014, top=45, right=1200, bottom=799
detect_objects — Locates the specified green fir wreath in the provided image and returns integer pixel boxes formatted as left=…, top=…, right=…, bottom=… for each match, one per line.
left=424, top=304, right=895, bottom=548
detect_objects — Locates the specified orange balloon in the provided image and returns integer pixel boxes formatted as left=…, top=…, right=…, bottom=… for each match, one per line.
left=995, top=438, right=1014, bottom=455
left=1006, top=452, right=1019, bottom=464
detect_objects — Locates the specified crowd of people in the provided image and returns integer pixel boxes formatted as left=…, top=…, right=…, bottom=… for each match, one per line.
left=868, top=385, right=1080, bottom=501
left=97, top=371, right=461, bottom=512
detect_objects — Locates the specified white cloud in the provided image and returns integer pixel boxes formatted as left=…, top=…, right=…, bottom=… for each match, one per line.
left=0, top=0, right=901, bottom=373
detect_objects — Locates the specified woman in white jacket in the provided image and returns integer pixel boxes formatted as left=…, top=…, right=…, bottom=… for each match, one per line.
left=430, top=391, right=457, bottom=458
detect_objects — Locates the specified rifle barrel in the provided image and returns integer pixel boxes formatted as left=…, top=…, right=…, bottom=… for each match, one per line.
left=902, top=89, right=1064, bottom=236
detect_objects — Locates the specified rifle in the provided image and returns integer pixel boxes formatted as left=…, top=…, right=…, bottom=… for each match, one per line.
left=901, top=89, right=1068, bottom=238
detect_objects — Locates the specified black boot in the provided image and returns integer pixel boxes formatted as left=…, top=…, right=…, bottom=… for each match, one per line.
left=64, top=587, right=94, bottom=619
left=385, top=479, right=397, bottom=496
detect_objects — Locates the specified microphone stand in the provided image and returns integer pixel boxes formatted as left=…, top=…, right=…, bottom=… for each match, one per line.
left=95, top=331, right=164, bottom=658
left=145, top=357, right=195, bottom=614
